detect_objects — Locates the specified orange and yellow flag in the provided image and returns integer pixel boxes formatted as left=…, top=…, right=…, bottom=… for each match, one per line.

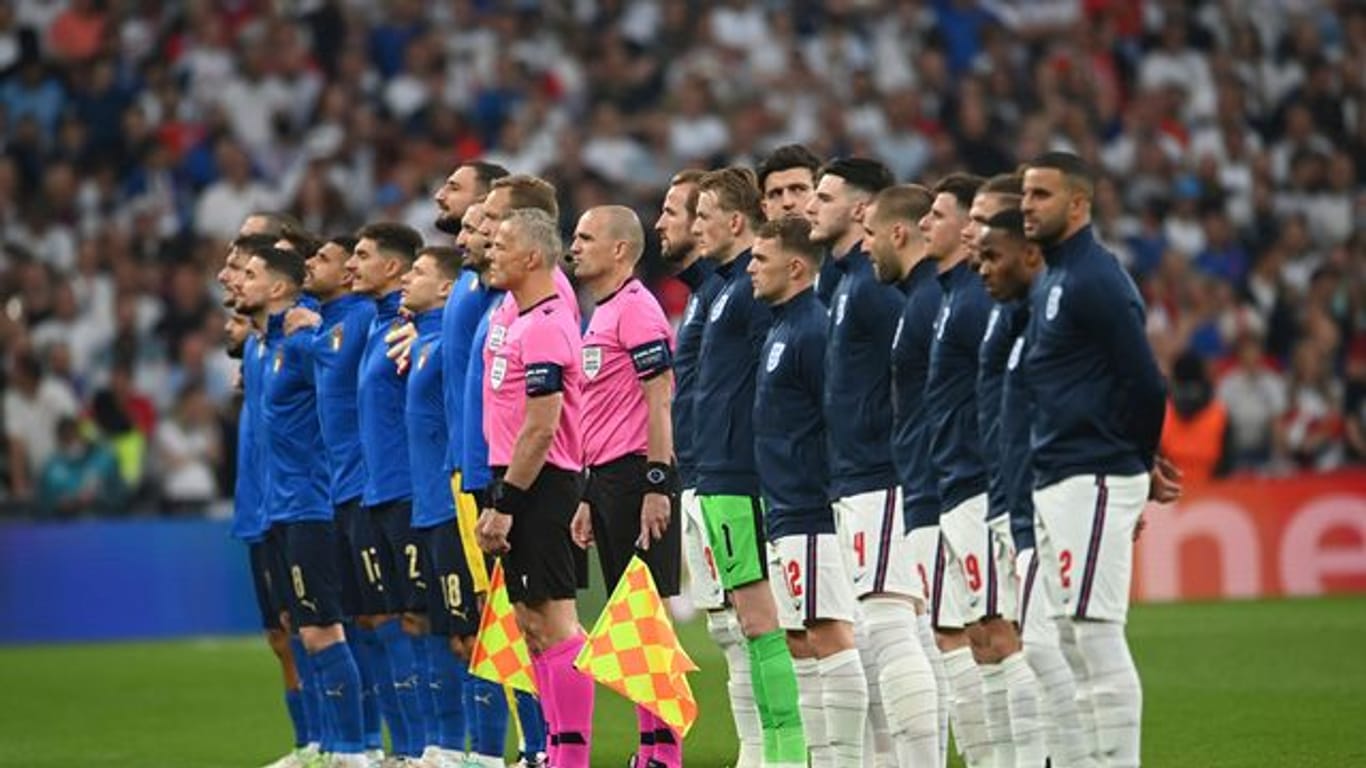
left=574, top=556, right=699, bottom=736
left=468, top=559, right=537, bottom=694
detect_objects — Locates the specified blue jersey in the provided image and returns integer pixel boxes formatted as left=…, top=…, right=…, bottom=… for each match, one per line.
left=1024, top=226, right=1166, bottom=488
left=261, top=311, right=332, bottom=523
left=231, top=333, right=268, bottom=541
left=406, top=308, right=454, bottom=528
left=926, top=260, right=993, bottom=514
left=890, top=260, right=943, bottom=531
left=1001, top=302, right=1036, bottom=552
left=979, top=300, right=1028, bottom=522
left=442, top=269, right=485, bottom=472
left=694, top=251, right=771, bottom=497
left=459, top=288, right=505, bottom=495
left=671, top=258, right=723, bottom=489
left=357, top=290, right=412, bottom=506
left=312, top=293, right=374, bottom=506
left=823, top=244, right=903, bottom=497
left=754, top=289, right=834, bottom=538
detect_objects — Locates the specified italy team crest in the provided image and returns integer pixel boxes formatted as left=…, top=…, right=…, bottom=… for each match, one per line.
left=582, top=346, right=603, bottom=379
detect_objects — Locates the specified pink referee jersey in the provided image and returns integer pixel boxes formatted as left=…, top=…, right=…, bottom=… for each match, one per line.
left=484, top=293, right=584, bottom=472
left=488, top=265, right=581, bottom=336
left=581, top=278, right=675, bottom=467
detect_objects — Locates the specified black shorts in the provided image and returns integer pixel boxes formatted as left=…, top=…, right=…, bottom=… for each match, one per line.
left=346, top=501, right=392, bottom=616
left=585, top=455, right=682, bottom=597
left=371, top=499, right=427, bottom=614
left=421, top=520, right=479, bottom=637
left=248, top=539, right=285, bottom=631
left=496, top=466, right=584, bottom=605
left=333, top=498, right=365, bottom=618
left=283, top=520, right=345, bottom=627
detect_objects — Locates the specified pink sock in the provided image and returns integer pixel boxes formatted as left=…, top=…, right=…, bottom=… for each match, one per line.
left=635, top=705, right=658, bottom=765
left=531, top=654, right=559, bottom=766
left=651, top=719, right=683, bottom=768
left=541, top=633, right=595, bottom=768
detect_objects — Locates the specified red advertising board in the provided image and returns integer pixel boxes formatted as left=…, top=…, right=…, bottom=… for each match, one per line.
left=1133, top=470, right=1366, bottom=601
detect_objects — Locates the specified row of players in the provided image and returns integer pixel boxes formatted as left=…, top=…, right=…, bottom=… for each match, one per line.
left=223, top=145, right=1176, bottom=768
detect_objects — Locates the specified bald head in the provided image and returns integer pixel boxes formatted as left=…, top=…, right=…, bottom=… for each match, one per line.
left=593, top=205, right=645, bottom=262
left=571, top=205, right=647, bottom=297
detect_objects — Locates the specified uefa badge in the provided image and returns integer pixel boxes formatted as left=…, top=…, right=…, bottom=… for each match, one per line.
left=582, top=346, right=603, bottom=379
left=766, top=341, right=786, bottom=373
left=1046, top=285, right=1062, bottom=321
left=489, top=357, right=507, bottom=389
left=330, top=324, right=344, bottom=352
left=488, top=324, right=507, bottom=351
left=1007, top=336, right=1024, bottom=370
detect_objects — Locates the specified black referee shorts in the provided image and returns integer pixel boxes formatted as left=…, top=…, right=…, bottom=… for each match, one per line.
left=496, top=466, right=584, bottom=605
left=584, top=454, right=682, bottom=597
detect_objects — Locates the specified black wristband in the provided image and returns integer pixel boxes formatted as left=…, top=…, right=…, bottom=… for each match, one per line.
left=492, top=479, right=533, bottom=516
left=472, top=487, right=491, bottom=510
left=644, top=461, right=678, bottom=495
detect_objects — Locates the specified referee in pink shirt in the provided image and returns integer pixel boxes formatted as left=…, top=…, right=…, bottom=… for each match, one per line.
left=567, top=206, right=682, bottom=768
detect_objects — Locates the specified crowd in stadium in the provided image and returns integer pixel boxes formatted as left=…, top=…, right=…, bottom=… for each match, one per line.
left=0, top=0, right=1362, bottom=521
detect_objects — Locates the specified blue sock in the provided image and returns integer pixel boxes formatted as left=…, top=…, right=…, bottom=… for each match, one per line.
left=377, top=619, right=425, bottom=757
left=426, top=635, right=468, bottom=751
left=310, top=653, right=337, bottom=753
left=351, top=627, right=385, bottom=751
left=291, top=637, right=323, bottom=746
left=516, top=690, right=547, bottom=757
left=285, top=690, right=307, bottom=748
left=413, top=635, right=437, bottom=751
left=367, top=624, right=407, bottom=755
left=313, top=642, right=365, bottom=754
left=468, top=676, right=508, bottom=758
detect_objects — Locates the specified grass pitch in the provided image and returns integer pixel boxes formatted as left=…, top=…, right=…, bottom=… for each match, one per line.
left=2, top=596, right=1364, bottom=767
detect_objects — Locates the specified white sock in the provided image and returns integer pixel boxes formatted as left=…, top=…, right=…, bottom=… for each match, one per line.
left=709, top=610, right=763, bottom=768
left=795, top=656, right=831, bottom=766
left=865, top=601, right=939, bottom=767
left=1026, top=638, right=1096, bottom=768
left=1057, top=618, right=1100, bottom=762
left=856, top=627, right=894, bottom=767
left=1075, top=621, right=1142, bottom=768
left=941, top=645, right=991, bottom=767
left=917, top=614, right=951, bottom=768
left=980, top=660, right=1014, bottom=767
left=1003, top=651, right=1047, bottom=767
left=819, top=648, right=869, bottom=766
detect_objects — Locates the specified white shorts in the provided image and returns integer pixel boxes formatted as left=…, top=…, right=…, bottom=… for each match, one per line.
left=681, top=488, right=725, bottom=610
left=834, top=487, right=917, bottom=598
left=767, top=532, right=859, bottom=630
left=934, top=494, right=994, bottom=628
left=987, top=514, right=1019, bottom=621
left=906, top=525, right=939, bottom=606
left=1015, top=548, right=1059, bottom=647
left=1033, top=472, right=1150, bottom=623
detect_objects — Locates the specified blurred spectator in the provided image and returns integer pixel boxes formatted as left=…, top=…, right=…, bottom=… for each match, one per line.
left=154, top=383, right=219, bottom=515
left=1275, top=341, right=1347, bottom=471
left=4, top=352, right=78, bottom=499
left=1161, top=352, right=1232, bottom=484
left=37, top=415, right=122, bottom=517
left=1218, top=333, right=1288, bottom=470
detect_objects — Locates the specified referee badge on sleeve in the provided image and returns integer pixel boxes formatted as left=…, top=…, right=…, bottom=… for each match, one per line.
left=582, top=346, right=603, bottom=379
left=490, top=357, right=507, bottom=389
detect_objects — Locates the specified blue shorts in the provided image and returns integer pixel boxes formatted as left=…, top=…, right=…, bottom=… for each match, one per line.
left=283, top=521, right=345, bottom=628
left=248, top=538, right=286, bottom=631
left=370, top=499, right=426, bottom=614
left=420, top=520, right=479, bottom=638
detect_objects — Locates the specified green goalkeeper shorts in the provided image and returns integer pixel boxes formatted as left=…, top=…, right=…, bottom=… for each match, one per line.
left=699, top=494, right=768, bottom=590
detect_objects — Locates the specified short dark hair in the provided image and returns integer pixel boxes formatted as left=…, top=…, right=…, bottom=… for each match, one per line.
left=326, top=234, right=358, bottom=253
left=932, top=172, right=986, bottom=211
left=231, top=233, right=279, bottom=258
left=1025, top=151, right=1095, bottom=199
left=356, top=222, right=423, bottom=264
left=980, top=173, right=1023, bottom=197
left=756, top=215, right=822, bottom=268
left=277, top=225, right=324, bottom=258
left=462, top=161, right=510, bottom=195
left=757, top=144, right=822, bottom=191
left=490, top=174, right=559, bottom=219
left=418, top=245, right=463, bottom=279
left=669, top=169, right=707, bottom=218
left=819, top=157, right=894, bottom=196
left=699, top=167, right=764, bottom=228
left=985, top=208, right=1026, bottom=239
left=242, top=211, right=302, bottom=237
left=872, top=184, right=934, bottom=225
left=255, top=245, right=307, bottom=287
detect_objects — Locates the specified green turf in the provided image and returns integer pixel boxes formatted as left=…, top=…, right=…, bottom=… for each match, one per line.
left=2, top=596, right=1364, bottom=767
